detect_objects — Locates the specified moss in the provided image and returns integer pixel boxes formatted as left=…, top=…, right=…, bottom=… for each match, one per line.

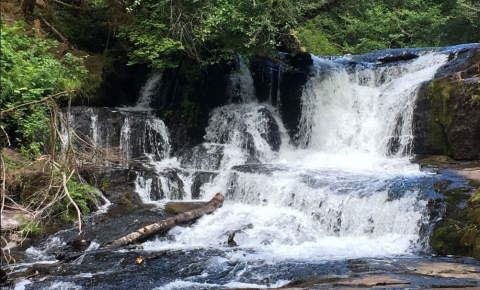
left=432, top=226, right=451, bottom=252
left=469, top=188, right=480, bottom=205
left=427, top=78, right=461, bottom=155
left=468, top=180, right=480, bottom=189
left=432, top=194, right=480, bottom=259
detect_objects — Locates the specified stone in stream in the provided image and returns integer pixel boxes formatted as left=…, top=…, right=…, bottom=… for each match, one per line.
left=413, top=45, right=480, bottom=160
left=377, top=52, right=419, bottom=62
left=0, top=269, right=8, bottom=284
left=333, top=275, right=410, bottom=287
left=164, top=201, right=206, bottom=215
left=405, top=262, right=480, bottom=279
left=191, top=171, right=218, bottom=199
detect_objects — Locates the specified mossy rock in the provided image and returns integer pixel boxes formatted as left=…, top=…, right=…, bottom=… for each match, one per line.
left=423, top=74, right=480, bottom=159
left=420, top=155, right=455, bottom=168
left=468, top=180, right=480, bottom=189
left=469, top=188, right=480, bottom=205
left=432, top=219, right=470, bottom=256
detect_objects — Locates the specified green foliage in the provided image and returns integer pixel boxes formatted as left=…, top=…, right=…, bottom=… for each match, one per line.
left=100, top=173, right=111, bottom=191
left=55, top=179, right=99, bottom=221
left=299, top=0, right=448, bottom=55
left=298, top=0, right=479, bottom=55
left=1, top=21, right=87, bottom=153
left=118, top=18, right=183, bottom=69
left=181, top=96, right=199, bottom=123
left=18, top=218, right=42, bottom=236
left=117, top=0, right=309, bottom=68
left=163, top=110, right=173, bottom=120
left=297, top=23, right=339, bottom=55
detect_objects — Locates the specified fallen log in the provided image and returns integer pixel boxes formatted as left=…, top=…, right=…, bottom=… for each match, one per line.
left=100, top=192, right=224, bottom=249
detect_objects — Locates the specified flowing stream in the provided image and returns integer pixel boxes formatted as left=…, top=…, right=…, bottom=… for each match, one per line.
left=17, top=49, right=478, bottom=289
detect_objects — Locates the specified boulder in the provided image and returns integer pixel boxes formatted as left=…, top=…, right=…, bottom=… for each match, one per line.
left=164, top=202, right=206, bottom=215
left=191, top=171, right=218, bottom=199
left=333, top=275, right=409, bottom=287
left=413, top=46, right=480, bottom=160
left=404, top=262, right=480, bottom=279
left=378, top=52, right=419, bottom=62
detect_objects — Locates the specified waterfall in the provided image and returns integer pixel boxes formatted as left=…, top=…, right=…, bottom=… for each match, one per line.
left=297, top=53, right=448, bottom=156
left=228, top=55, right=256, bottom=103
left=28, top=48, right=478, bottom=290
left=142, top=51, right=451, bottom=262
left=64, top=50, right=451, bottom=260
left=128, top=71, right=163, bottom=112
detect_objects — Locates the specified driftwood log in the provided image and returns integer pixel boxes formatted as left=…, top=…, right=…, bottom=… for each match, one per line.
left=100, top=192, right=224, bottom=249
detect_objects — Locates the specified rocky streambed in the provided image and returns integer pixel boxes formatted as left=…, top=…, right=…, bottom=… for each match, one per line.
left=1, top=158, right=479, bottom=290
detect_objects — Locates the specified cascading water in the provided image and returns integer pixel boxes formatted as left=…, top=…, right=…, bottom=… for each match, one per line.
left=140, top=51, right=450, bottom=267
left=297, top=53, right=448, bottom=157
left=22, top=49, right=476, bottom=290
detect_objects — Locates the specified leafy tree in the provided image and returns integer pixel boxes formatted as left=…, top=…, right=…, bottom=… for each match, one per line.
left=298, top=0, right=479, bottom=56
left=116, top=0, right=325, bottom=68
left=1, top=21, right=87, bottom=154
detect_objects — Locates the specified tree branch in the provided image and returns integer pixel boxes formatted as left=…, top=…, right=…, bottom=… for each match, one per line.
left=39, top=17, right=76, bottom=50
left=303, top=0, right=348, bottom=20
left=61, top=170, right=82, bottom=233
left=1, top=90, right=75, bottom=117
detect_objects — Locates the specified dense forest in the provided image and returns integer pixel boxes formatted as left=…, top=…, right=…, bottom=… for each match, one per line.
left=1, top=0, right=479, bottom=239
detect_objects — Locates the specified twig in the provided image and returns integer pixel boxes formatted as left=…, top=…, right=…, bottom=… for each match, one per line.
left=61, top=170, right=82, bottom=233
left=38, top=16, right=76, bottom=50
left=1, top=90, right=75, bottom=117
left=0, top=125, right=11, bottom=146
left=257, top=52, right=291, bottom=68
left=1, top=155, right=6, bottom=215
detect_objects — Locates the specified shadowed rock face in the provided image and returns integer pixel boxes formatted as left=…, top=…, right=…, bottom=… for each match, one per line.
left=413, top=45, right=480, bottom=160
left=66, top=107, right=170, bottom=161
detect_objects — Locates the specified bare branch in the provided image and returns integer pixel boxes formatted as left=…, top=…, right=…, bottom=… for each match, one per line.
left=1, top=90, right=75, bottom=117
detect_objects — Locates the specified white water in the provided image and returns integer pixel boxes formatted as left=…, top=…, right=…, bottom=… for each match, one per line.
left=63, top=52, right=450, bottom=268
left=228, top=56, right=256, bottom=103
left=139, top=52, right=450, bottom=265
left=298, top=53, right=448, bottom=156
left=125, top=71, right=164, bottom=112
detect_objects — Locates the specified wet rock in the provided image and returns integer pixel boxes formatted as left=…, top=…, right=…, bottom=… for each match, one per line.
left=283, top=52, right=313, bottom=69
left=191, top=171, right=218, bottom=199
left=67, top=107, right=170, bottom=161
left=68, top=238, right=91, bottom=252
left=0, top=269, right=8, bottom=284
left=431, top=179, right=480, bottom=259
left=279, top=68, right=308, bottom=145
left=282, top=277, right=341, bottom=288
left=145, top=168, right=185, bottom=201
left=26, top=263, right=61, bottom=275
left=333, top=275, right=409, bottom=287
left=413, top=47, right=480, bottom=160
left=405, top=262, right=480, bottom=279
left=179, top=144, right=224, bottom=171
left=436, top=45, right=480, bottom=78
left=164, top=202, right=206, bottom=215
left=378, top=52, right=419, bottom=63
left=20, top=238, right=33, bottom=250
left=225, top=224, right=253, bottom=247
left=1, top=206, right=32, bottom=232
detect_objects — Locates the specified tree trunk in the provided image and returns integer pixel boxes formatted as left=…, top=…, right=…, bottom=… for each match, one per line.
left=100, top=192, right=224, bottom=249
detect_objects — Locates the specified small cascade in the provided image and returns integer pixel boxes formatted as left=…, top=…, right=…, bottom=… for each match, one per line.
left=297, top=53, right=448, bottom=156
left=228, top=55, right=256, bottom=103
left=127, top=71, right=163, bottom=112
